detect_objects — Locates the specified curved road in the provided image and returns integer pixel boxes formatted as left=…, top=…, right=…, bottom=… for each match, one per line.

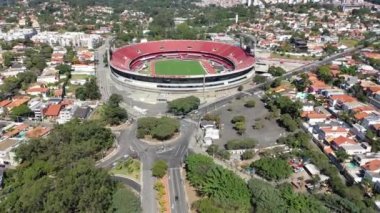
left=111, top=175, right=141, bottom=193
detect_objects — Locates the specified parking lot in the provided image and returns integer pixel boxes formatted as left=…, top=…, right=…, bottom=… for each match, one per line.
left=212, top=95, right=286, bottom=149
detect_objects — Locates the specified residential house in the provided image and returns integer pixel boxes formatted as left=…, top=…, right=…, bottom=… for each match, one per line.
left=26, top=85, right=49, bottom=97
left=362, top=115, right=380, bottom=129
left=302, top=111, right=329, bottom=125
left=318, top=126, right=350, bottom=141
left=6, top=96, right=30, bottom=110
left=28, top=100, right=45, bottom=120
left=0, top=138, right=20, bottom=165
left=43, top=104, right=63, bottom=119
left=328, top=94, right=357, bottom=108
left=26, top=126, right=51, bottom=139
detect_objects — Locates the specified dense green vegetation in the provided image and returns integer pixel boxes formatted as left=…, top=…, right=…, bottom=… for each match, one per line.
left=263, top=94, right=302, bottom=119
left=251, top=157, right=292, bottom=181
left=206, top=144, right=231, bottom=160
left=0, top=120, right=132, bottom=212
left=10, top=104, right=33, bottom=121
left=108, top=186, right=142, bottom=213
left=249, top=179, right=329, bottom=213
left=316, top=65, right=333, bottom=84
left=137, top=117, right=180, bottom=140
left=186, top=154, right=251, bottom=212
left=152, top=160, right=168, bottom=178
left=0, top=71, right=37, bottom=98
left=278, top=113, right=299, bottom=132
left=75, top=77, right=101, bottom=100
left=225, top=138, right=257, bottom=150
left=168, top=96, right=200, bottom=116
left=102, top=94, right=128, bottom=125
left=268, top=66, right=286, bottom=77
left=231, top=115, right=246, bottom=135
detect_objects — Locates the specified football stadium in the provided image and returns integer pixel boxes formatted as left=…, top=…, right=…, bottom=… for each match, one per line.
left=109, top=40, right=255, bottom=92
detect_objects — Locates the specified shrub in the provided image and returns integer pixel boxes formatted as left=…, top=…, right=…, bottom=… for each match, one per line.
left=152, top=160, right=168, bottom=178
left=244, top=100, right=256, bottom=108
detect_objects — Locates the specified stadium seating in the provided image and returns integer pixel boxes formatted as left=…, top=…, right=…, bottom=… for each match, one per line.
left=111, top=40, right=254, bottom=72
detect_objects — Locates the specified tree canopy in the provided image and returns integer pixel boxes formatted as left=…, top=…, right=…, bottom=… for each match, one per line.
left=102, top=94, right=128, bottom=125
left=75, top=78, right=101, bottom=100
left=0, top=120, right=122, bottom=212
left=185, top=154, right=251, bottom=212
left=152, top=160, right=168, bottom=178
left=137, top=117, right=179, bottom=141
left=251, top=157, right=292, bottom=181
left=167, top=96, right=200, bottom=115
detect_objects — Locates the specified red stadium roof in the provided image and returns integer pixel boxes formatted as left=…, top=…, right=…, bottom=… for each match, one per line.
left=110, top=40, right=254, bottom=76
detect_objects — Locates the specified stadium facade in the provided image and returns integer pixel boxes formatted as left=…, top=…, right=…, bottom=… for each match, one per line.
left=109, top=40, right=255, bottom=92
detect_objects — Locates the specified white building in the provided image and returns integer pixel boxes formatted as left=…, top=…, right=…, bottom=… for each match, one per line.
left=0, top=138, right=20, bottom=166
left=31, top=32, right=103, bottom=49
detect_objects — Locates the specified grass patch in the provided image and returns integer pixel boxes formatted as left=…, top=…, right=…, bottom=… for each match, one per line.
left=340, top=38, right=359, bottom=48
left=89, top=105, right=103, bottom=121
left=110, top=158, right=141, bottom=180
left=154, top=59, right=205, bottom=76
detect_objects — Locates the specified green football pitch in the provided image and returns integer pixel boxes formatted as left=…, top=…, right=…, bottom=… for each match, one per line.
left=154, top=59, right=205, bottom=76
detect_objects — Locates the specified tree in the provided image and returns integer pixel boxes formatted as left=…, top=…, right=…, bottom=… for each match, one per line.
left=335, top=149, right=350, bottom=162
left=168, top=96, right=200, bottom=115
left=185, top=154, right=251, bottom=212
left=244, top=100, right=256, bottom=108
left=293, top=73, right=311, bottom=92
left=248, top=179, right=287, bottom=213
left=152, top=160, right=168, bottom=178
left=316, top=65, right=332, bottom=84
left=108, top=186, right=142, bottom=213
left=10, top=104, right=33, bottom=121
left=241, top=150, right=255, bottom=160
left=324, top=43, right=338, bottom=55
left=56, top=64, right=72, bottom=74
left=1, top=120, right=116, bottom=212
left=271, top=78, right=282, bottom=88
left=268, top=66, right=286, bottom=77
left=102, top=94, right=128, bottom=125
left=75, top=78, right=101, bottom=100
left=137, top=117, right=179, bottom=140
left=2, top=51, right=14, bottom=67
left=251, top=157, right=292, bottom=181
left=278, top=114, right=298, bottom=132
left=253, top=75, right=266, bottom=84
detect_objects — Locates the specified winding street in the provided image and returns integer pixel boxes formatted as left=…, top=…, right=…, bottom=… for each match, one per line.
left=97, top=119, right=196, bottom=213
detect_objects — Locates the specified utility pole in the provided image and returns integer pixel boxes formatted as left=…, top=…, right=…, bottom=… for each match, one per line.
left=203, top=71, right=206, bottom=102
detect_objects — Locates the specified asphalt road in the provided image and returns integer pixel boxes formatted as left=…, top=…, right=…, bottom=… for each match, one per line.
left=97, top=119, right=196, bottom=213
left=95, top=37, right=113, bottom=101
left=111, top=175, right=141, bottom=193
left=168, top=167, right=187, bottom=213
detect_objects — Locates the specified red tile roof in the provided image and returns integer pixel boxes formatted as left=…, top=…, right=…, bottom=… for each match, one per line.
left=6, top=96, right=30, bottom=109
left=303, top=111, right=328, bottom=119
left=44, top=104, right=62, bottom=117
left=363, top=160, right=380, bottom=171
left=354, top=112, right=369, bottom=121
left=26, top=126, right=51, bottom=139
left=4, top=124, right=28, bottom=138
left=330, top=94, right=357, bottom=103
left=26, top=87, right=49, bottom=93
left=0, top=100, right=11, bottom=107
left=332, top=136, right=357, bottom=146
